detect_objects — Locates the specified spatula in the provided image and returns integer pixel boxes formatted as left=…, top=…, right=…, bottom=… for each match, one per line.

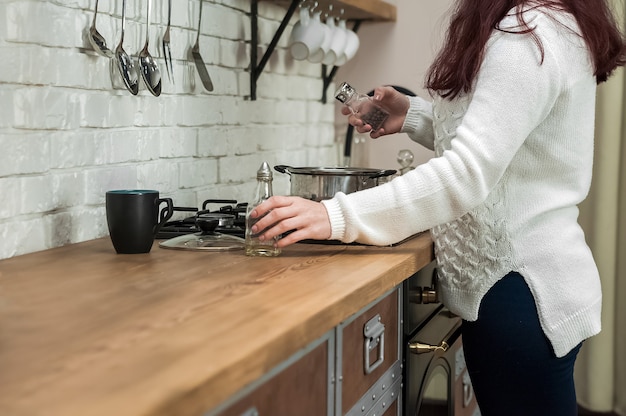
left=191, top=0, right=214, bottom=92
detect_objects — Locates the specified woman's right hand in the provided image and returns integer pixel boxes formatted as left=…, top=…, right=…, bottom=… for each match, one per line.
left=341, top=85, right=411, bottom=138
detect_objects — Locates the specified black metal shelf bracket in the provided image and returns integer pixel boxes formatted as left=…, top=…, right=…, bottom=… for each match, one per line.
left=250, top=0, right=363, bottom=102
left=250, top=0, right=300, bottom=101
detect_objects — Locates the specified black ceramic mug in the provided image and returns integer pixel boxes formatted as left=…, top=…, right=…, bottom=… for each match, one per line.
left=105, top=190, right=174, bottom=254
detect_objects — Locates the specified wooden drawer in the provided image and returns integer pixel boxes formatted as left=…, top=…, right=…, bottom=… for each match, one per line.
left=338, top=289, right=400, bottom=415
left=214, top=335, right=333, bottom=416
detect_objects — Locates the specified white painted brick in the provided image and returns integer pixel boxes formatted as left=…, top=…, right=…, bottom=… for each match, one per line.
left=134, top=95, right=166, bottom=127
left=204, top=3, right=243, bottom=40
left=44, top=211, right=74, bottom=248
left=0, top=177, right=21, bottom=220
left=64, top=206, right=108, bottom=243
left=0, top=46, right=24, bottom=85
left=0, top=89, right=14, bottom=129
left=178, top=158, right=218, bottom=188
left=84, top=166, right=138, bottom=205
left=197, top=126, right=229, bottom=157
left=219, top=153, right=273, bottom=183
left=106, top=95, right=140, bottom=127
left=0, top=132, right=50, bottom=176
left=179, top=96, right=223, bottom=126
left=13, top=87, right=81, bottom=130
left=136, top=160, right=179, bottom=193
left=160, top=128, right=197, bottom=158
left=20, top=175, right=55, bottom=215
left=218, top=0, right=249, bottom=14
left=51, top=171, right=85, bottom=209
left=0, top=217, right=47, bottom=259
left=81, top=93, right=114, bottom=128
left=105, top=129, right=161, bottom=164
left=50, top=131, right=96, bottom=168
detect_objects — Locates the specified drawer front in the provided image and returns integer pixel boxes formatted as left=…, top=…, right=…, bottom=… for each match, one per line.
left=339, top=289, right=400, bottom=414
left=216, top=337, right=332, bottom=416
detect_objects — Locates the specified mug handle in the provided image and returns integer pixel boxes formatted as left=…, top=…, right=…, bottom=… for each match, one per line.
left=154, top=197, right=174, bottom=235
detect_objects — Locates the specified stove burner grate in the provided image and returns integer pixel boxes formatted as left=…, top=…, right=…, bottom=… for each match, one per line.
left=156, top=199, right=247, bottom=239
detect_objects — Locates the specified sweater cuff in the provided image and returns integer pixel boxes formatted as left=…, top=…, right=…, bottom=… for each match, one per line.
left=321, top=198, right=346, bottom=241
left=401, top=96, right=435, bottom=151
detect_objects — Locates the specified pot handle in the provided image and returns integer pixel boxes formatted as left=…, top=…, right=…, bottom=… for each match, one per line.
left=274, top=165, right=292, bottom=175
left=369, top=169, right=397, bottom=179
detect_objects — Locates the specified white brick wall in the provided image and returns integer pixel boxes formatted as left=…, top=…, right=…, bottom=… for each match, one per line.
left=0, top=0, right=339, bottom=259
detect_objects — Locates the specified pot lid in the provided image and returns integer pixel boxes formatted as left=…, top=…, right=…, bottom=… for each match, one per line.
left=159, top=232, right=244, bottom=251
left=274, top=165, right=396, bottom=177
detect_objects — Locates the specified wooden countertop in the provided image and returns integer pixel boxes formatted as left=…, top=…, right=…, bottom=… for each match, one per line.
left=0, top=234, right=433, bottom=416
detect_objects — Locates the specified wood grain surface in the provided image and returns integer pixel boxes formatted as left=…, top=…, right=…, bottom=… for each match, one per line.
left=0, top=234, right=432, bottom=416
left=262, top=0, right=397, bottom=21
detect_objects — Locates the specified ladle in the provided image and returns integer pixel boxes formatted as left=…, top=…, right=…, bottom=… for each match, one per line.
left=138, top=0, right=162, bottom=96
left=88, top=0, right=114, bottom=57
left=115, top=0, right=139, bottom=95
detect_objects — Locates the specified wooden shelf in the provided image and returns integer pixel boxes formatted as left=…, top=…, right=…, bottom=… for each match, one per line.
left=250, top=0, right=396, bottom=101
left=261, top=0, right=397, bottom=22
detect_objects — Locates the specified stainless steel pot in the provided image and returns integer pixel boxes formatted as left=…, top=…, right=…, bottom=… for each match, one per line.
left=274, top=165, right=396, bottom=201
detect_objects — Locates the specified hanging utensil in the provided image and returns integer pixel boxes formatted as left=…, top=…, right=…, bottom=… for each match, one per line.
left=162, top=0, right=174, bottom=84
left=115, top=0, right=139, bottom=94
left=138, top=0, right=162, bottom=96
left=190, top=0, right=214, bottom=92
left=88, top=0, right=114, bottom=57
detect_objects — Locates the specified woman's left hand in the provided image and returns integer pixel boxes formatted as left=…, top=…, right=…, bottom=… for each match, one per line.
left=249, top=196, right=332, bottom=248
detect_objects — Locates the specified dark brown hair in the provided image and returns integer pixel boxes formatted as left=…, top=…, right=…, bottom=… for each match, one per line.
left=426, top=0, right=626, bottom=99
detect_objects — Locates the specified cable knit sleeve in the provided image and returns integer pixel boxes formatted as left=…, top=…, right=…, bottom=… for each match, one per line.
left=401, top=96, right=435, bottom=150
left=322, top=14, right=565, bottom=245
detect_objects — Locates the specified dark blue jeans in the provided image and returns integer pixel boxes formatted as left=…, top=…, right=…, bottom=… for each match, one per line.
left=461, top=272, right=582, bottom=416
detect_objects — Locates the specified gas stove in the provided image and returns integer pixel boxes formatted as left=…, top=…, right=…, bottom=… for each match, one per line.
left=157, top=198, right=419, bottom=247
left=156, top=199, right=247, bottom=240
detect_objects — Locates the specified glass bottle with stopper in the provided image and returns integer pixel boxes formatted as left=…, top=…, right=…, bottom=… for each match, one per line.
left=335, top=81, right=389, bottom=131
left=245, top=161, right=281, bottom=257
left=397, top=149, right=415, bottom=175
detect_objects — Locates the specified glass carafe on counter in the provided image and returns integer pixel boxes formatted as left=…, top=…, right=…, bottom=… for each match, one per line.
left=335, top=81, right=389, bottom=131
left=245, top=162, right=281, bottom=257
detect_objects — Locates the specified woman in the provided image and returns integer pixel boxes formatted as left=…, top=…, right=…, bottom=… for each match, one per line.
left=251, top=0, right=626, bottom=414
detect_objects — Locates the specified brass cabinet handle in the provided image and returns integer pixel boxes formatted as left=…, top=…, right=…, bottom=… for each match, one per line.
left=408, top=340, right=449, bottom=355
left=408, top=320, right=460, bottom=355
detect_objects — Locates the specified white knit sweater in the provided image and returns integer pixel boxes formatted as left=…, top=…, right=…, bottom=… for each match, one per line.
left=322, top=7, right=602, bottom=357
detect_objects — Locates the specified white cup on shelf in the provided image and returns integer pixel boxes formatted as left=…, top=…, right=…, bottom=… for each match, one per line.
left=307, top=12, right=332, bottom=63
left=288, top=6, right=326, bottom=61
left=322, top=16, right=347, bottom=67
left=335, top=20, right=359, bottom=66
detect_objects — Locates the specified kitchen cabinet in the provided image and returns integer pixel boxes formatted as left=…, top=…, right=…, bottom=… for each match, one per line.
left=339, top=288, right=401, bottom=415
left=0, top=233, right=433, bottom=416
left=210, top=288, right=402, bottom=416
left=250, top=0, right=397, bottom=100
left=213, top=334, right=334, bottom=416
